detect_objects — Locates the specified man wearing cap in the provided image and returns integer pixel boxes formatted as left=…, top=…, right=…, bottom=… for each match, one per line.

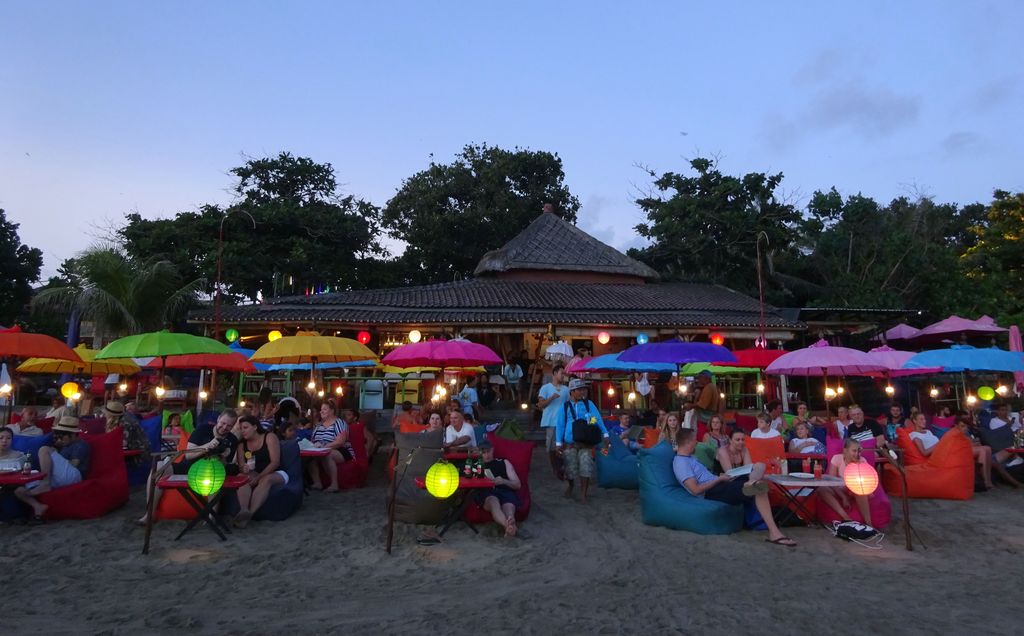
left=14, top=415, right=91, bottom=521
left=682, top=370, right=722, bottom=428
left=555, top=378, right=609, bottom=503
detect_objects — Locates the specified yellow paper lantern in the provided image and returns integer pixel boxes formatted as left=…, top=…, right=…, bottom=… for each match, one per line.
left=268, top=330, right=283, bottom=342
left=61, top=381, right=80, bottom=399
left=425, top=460, right=459, bottom=499
left=843, top=462, right=879, bottom=496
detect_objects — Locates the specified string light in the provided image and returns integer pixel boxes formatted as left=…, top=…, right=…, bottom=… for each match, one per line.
left=756, top=383, right=765, bottom=394
left=627, top=391, right=637, bottom=402
left=824, top=387, right=837, bottom=399
left=966, top=395, right=977, bottom=406
left=335, top=386, right=343, bottom=395
left=199, top=390, right=209, bottom=400
left=155, top=386, right=166, bottom=398
left=607, top=387, right=615, bottom=396
left=929, top=387, right=939, bottom=398
left=996, top=385, right=1009, bottom=396
left=307, top=381, right=316, bottom=390
left=118, top=382, right=128, bottom=392
left=884, top=385, right=895, bottom=396
left=520, top=403, right=528, bottom=410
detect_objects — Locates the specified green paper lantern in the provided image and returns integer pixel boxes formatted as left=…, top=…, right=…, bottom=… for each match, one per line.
left=225, top=328, right=239, bottom=343
left=187, top=458, right=226, bottom=497
left=977, top=386, right=995, bottom=401
left=425, top=460, right=459, bottom=499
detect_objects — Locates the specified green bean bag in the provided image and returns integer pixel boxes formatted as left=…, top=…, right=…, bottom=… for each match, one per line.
left=638, top=442, right=743, bottom=535
left=596, top=434, right=639, bottom=489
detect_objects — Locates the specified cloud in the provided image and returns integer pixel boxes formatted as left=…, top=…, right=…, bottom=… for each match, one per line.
left=941, top=131, right=987, bottom=156
left=792, top=49, right=845, bottom=86
left=968, top=78, right=1017, bottom=111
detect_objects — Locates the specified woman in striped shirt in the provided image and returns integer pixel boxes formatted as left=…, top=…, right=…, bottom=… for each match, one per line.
left=308, top=400, right=353, bottom=492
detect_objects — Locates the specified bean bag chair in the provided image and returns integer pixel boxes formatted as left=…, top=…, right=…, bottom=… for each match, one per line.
left=9, top=414, right=54, bottom=434
left=733, top=414, right=757, bottom=434
left=391, top=431, right=449, bottom=526
left=882, top=427, right=974, bottom=500
left=744, top=436, right=785, bottom=465
left=815, top=479, right=892, bottom=529
left=638, top=427, right=660, bottom=449
left=316, top=422, right=369, bottom=489
left=637, top=442, right=743, bottom=535
left=37, top=428, right=130, bottom=520
left=390, top=430, right=444, bottom=480
left=222, top=440, right=304, bottom=521
left=596, top=434, right=639, bottom=489
left=464, top=433, right=533, bottom=523
left=13, top=432, right=53, bottom=468
left=932, top=415, right=956, bottom=428
left=978, top=423, right=1014, bottom=454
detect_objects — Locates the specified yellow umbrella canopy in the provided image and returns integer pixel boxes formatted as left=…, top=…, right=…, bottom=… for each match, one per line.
left=17, top=344, right=140, bottom=376
left=249, top=332, right=377, bottom=366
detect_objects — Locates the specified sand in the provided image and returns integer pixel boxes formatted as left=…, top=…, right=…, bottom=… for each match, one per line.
left=3, top=449, right=1022, bottom=635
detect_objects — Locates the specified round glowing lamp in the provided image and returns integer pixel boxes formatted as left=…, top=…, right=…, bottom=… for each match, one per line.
left=118, top=382, right=129, bottom=392
left=977, top=386, right=995, bottom=401
left=836, top=386, right=845, bottom=395
left=408, top=329, right=422, bottom=343
left=199, top=390, right=209, bottom=400
left=710, top=332, right=725, bottom=346
left=966, top=395, right=978, bottom=406
left=238, top=399, right=246, bottom=408
left=520, top=403, right=528, bottom=410
left=154, top=386, right=166, bottom=398
left=335, top=386, right=343, bottom=395
left=843, top=462, right=879, bottom=496
left=627, top=391, right=637, bottom=403
left=225, top=328, right=239, bottom=343
left=424, top=460, right=460, bottom=499
left=71, top=391, right=82, bottom=401
left=756, top=383, right=765, bottom=394
left=996, top=385, right=1009, bottom=396
left=636, top=332, right=649, bottom=345
left=597, top=331, right=611, bottom=345
left=187, top=458, right=226, bottom=497
left=357, top=330, right=371, bottom=345
left=929, top=387, right=939, bottom=398
left=824, top=387, right=837, bottom=400
left=268, top=330, right=283, bottom=342
left=307, top=380, right=316, bottom=390
left=61, top=381, right=80, bottom=399
left=317, top=390, right=325, bottom=398
left=719, top=392, right=726, bottom=399
left=0, top=383, right=11, bottom=395
left=884, top=385, right=895, bottom=396
left=607, top=387, right=615, bottom=397
left=679, top=385, right=688, bottom=394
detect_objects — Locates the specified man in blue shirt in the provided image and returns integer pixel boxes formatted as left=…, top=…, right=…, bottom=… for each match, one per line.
left=457, top=375, right=482, bottom=421
left=537, top=364, right=569, bottom=479
left=555, top=378, right=609, bottom=503
left=672, top=428, right=796, bottom=547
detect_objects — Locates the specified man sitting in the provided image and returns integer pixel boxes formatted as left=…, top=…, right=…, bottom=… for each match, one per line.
left=474, top=440, right=522, bottom=537
left=750, top=413, right=781, bottom=439
left=609, top=412, right=640, bottom=452
left=14, top=416, right=91, bottom=522
left=443, top=410, right=477, bottom=451
left=673, top=428, right=796, bottom=547
left=10, top=406, right=43, bottom=436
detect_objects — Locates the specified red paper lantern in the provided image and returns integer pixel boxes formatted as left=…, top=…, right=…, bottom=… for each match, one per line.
left=843, top=462, right=879, bottom=496
left=357, top=330, right=371, bottom=345
left=710, top=332, right=725, bottom=346
left=597, top=331, right=611, bottom=345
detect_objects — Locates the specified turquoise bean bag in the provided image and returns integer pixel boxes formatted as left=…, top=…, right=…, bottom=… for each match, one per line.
left=638, top=442, right=743, bottom=535
left=597, top=434, right=639, bottom=489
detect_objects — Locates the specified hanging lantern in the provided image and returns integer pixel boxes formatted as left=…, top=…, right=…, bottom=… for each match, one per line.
left=843, top=462, right=879, bottom=496
left=118, top=382, right=129, bottom=393
left=966, top=395, right=977, bottom=406
left=929, top=387, right=939, bottom=398
left=187, top=458, right=226, bottom=497
left=154, top=386, right=166, bottom=398
left=60, top=381, right=80, bottom=399
left=198, top=390, right=209, bottom=400
left=268, top=330, right=283, bottom=342
left=884, top=385, right=895, bottom=396
left=317, top=390, right=325, bottom=398
left=225, top=328, right=239, bottom=343
left=597, top=331, right=611, bottom=345
left=636, top=332, right=649, bottom=345
left=756, top=383, right=765, bottom=394
left=607, top=387, right=615, bottom=396
left=710, top=333, right=725, bottom=346
left=424, top=460, right=460, bottom=498
left=824, top=387, right=837, bottom=400
left=977, top=386, right=995, bottom=401
left=334, top=386, right=343, bottom=396
left=307, top=380, right=316, bottom=390
left=836, top=386, right=845, bottom=395
left=408, top=329, right=422, bottom=343
left=627, top=391, right=637, bottom=402
left=357, top=330, right=372, bottom=345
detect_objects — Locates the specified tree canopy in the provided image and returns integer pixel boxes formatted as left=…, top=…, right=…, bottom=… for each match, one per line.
left=0, top=209, right=43, bottom=326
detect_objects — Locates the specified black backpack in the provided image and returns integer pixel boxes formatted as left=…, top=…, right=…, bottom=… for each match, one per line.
left=565, top=401, right=602, bottom=447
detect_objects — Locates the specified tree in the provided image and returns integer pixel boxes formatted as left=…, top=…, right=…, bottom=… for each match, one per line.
left=961, top=190, right=1024, bottom=326
left=0, top=208, right=43, bottom=325
left=629, top=158, right=802, bottom=302
left=382, top=143, right=580, bottom=284
left=31, top=248, right=202, bottom=344
left=120, top=153, right=387, bottom=302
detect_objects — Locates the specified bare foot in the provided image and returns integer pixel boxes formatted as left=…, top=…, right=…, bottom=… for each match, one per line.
left=32, top=503, right=49, bottom=517
left=504, top=517, right=517, bottom=537
left=310, top=483, right=324, bottom=491
left=325, top=486, right=340, bottom=493
left=233, top=510, right=252, bottom=528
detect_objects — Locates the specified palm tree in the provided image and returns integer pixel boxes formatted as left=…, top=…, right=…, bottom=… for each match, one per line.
left=32, top=248, right=204, bottom=346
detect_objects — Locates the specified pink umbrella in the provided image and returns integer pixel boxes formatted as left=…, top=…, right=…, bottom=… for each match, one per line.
left=870, top=323, right=919, bottom=343
left=381, top=338, right=502, bottom=369
left=913, top=315, right=1007, bottom=344
left=765, top=340, right=887, bottom=377
left=565, top=356, right=592, bottom=374
left=865, top=346, right=942, bottom=378
left=1010, top=326, right=1024, bottom=393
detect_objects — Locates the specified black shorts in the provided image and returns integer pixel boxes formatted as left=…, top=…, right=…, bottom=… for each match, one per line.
left=705, top=475, right=750, bottom=506
left=474, top=488, right=520, bottom=508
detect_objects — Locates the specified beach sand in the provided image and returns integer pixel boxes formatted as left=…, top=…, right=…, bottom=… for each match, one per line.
left=3, top=449, right=1022, bottom=635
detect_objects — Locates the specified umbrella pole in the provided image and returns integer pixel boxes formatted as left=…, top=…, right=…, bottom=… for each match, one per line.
left=823, top=370, right=831, bottom=418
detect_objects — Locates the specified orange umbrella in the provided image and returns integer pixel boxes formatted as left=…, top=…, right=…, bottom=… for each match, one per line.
left=0, top=326, right=81, bottom=361
left=141, top=352, right=256, bottom=373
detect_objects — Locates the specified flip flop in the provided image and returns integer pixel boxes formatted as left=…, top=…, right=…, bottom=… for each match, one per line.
left=765, top=536, right=797, bottom=547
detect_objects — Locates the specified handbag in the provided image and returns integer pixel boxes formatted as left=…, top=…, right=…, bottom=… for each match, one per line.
left=565, top=402, right=602, bottom=447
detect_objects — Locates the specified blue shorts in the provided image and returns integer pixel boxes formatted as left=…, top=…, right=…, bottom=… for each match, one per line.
left=705, top=475, right=750, bottom=506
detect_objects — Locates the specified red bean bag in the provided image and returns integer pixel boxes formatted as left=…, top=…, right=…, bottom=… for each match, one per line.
left=882, top=427, right=974, bottom=500
left=316, top=422, right=369, bottom=489
left=464, top=434, right=533, bottom=524
left=38, top=428, right=129, bottom=520
left=733, top=414, right=757, bottom=434
left=815, top=474, right=892, bottom=529
left=744, top=436, right=785, bottom=465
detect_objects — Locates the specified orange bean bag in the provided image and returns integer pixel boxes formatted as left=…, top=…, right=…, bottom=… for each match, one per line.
left=882, top=427, right=974, bottom=500
left=639, top=427, right=661, bottom=449
left=744, top=436, right=785, bottom=465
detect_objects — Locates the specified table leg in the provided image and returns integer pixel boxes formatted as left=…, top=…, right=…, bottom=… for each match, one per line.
left=437, top=490, right=478, bottom=537
left=174, top=490, right=227, bottom=541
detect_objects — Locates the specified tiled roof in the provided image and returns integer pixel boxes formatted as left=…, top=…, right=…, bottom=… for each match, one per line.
left=472, top=212, right=659, bottom=279
left=189, top=279, right=803, bottom=329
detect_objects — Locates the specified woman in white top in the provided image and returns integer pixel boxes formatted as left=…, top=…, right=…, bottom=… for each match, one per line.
left=818, top=438, right=874, bottom=527
left=0, top=427, right=28, bottom=471
left=908, top=412, right=940, bottom=457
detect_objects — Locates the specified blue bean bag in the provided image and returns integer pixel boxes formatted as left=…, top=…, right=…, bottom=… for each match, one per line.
left=223, top=440, right=304, bottom=521
left=597, top=435, right=639, bottom=489
left=638, top=442, right=743, bottom=535
left=13, top=433, right=53, bottom=469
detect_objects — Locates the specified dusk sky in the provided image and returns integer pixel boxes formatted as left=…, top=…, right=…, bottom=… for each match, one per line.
left=2, top=2, right=1021, bottom=278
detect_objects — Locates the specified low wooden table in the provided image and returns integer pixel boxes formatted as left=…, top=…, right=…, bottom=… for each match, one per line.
left=415, top=476, right=495, bottom=536
left=765, top=474, right=843, bottom=528
left=155, top=474, right=248, bottom=541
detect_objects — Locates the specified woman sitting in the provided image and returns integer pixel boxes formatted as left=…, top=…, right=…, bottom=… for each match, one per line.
left=164, top=412, right=184, bottom=437
left=788, top=421, right=825, bottom=455
left=702, top=414, right=730, bottom=450
left=658, top=412, right=682, bottom=449
left=475, top=440, right=522, bottom=537
left=908, top=412, right=940, bottom=457
left=307, top=400, right=353, bottom=492
left=714, top=429, right=755, bottom=474
left=955, top=410, right=1022, bottom=489
left=421, top=412, right=444, bottom=434
left=0, top=427, right=28, bottom=471
left=233, top=415, right=285, bottom=527
left=817, top=438, right=874, bottom=527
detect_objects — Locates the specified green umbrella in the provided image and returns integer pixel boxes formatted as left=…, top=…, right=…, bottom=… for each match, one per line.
left=96, top=330, right=234, bottom=384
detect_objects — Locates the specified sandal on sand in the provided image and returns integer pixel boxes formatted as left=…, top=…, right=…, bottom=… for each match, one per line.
left=742, top=481, right=769, bottom=496
left=765, top=536, right=797, bottom=547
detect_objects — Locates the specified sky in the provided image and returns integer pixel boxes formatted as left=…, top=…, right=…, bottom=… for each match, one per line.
left=1, top=1, right=1022, bottom=278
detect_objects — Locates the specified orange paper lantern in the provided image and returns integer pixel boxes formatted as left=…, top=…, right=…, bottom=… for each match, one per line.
left=710, top=332, right=725, bottom=346
left=843, top=462, right=879, bottom=496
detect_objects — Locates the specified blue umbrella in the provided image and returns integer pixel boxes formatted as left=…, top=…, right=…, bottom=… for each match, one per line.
left=902, top=345, right=1024, bottom=372
left=265, top=359, right=377, bottom=372
left=230, top=341, right=271, bottom=372
left=582, top=353, right=676, bottom=373
left=617, top=342, right=739, bottom=365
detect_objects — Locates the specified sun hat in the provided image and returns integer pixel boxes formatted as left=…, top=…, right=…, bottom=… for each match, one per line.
left=53, top=416, right=81, bottom=434
left=103, top=400, right=125, bottom=416
left=568, top=378, right=588, bottom=391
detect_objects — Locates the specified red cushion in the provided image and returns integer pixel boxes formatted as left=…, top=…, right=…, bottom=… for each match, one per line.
left=317, top=422, right=369, bottom=489
left=464, top=434, right=533, bottom=524
left=734, top=414, right=757, bottom=434
left=38, top=428, right=129, bottom=520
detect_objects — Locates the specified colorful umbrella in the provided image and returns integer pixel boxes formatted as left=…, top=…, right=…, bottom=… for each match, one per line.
left=714, top=348, right=786, bottom=369
left=248, top=332, right=376, bottom=366
left=617, top=342, right=738, bottom=365
left=381, top=338, right=501, bottom=369
left=18, top=343, right=140, bottom=375
left=267, top=359, right=378, bottom=371
left=865, top=346, right=941, bottom=378
left=582, top=353, right=676, bottom=373
left=140, top=352, right=256, bottom=373
left=96, top=330, right=234, bottom=360
left=901, top=345, right=1024, bottom=373
left=565, top=356, right=592, bottom=374
left=870, top=323, right=920, bottom=343
left=764, top=340, right=886, bottom=377
left=0, top=326, right=81, bottom=362
left=912, top=315, right=1006, bottom=344
left=681, top=362, right=760, bottom=375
